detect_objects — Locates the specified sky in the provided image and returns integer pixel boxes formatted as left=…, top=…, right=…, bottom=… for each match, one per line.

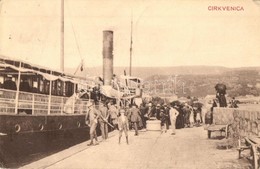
left=0, top=0, right=260, bottom=73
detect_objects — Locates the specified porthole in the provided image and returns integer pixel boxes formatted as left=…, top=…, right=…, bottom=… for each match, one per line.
left=58, top=123, right=63, bottom=130
left=77, top=121, right=81, bottom=128
left=15, top=124, right=21, bottom=133
left=39, top=123, right=44, bottom=131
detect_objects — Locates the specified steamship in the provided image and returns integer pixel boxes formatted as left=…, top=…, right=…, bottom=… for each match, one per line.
left=0, top=1, right=142, bottom=167
left=0, top=30, right=142, bottom=167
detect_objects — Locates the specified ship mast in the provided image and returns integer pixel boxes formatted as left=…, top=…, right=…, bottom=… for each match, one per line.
left=60, top=0, right=64, bottom=72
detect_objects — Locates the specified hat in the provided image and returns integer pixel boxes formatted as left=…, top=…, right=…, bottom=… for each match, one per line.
left=156, top=104, right=160, bottom=107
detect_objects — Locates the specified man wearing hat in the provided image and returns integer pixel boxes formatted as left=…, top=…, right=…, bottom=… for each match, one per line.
left=98, top=102, right=109, bottom=140
left=3, top=76, right=17, bottom=90
left=85, top=102, right=100, bottom=146
left=147, top=103, right=153, bottom=118
left=152, top=104, right=161, bottom=120
left=163, top=104, right=170, bottom=130
left=130, top=104, right=141, bottom=136
left=108, top=102, right=119, bottom=129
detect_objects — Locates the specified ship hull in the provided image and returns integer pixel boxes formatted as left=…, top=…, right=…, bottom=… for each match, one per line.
left=0, top=114, right=105, bottom=168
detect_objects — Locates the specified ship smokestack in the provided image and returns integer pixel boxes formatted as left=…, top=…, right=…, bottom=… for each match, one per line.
left=103, top=30, right=113, bottom=86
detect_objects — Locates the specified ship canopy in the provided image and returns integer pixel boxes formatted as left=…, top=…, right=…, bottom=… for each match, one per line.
left=100, top=75, right=143, bottom=100
left=0, top=55, right=95, bottom=88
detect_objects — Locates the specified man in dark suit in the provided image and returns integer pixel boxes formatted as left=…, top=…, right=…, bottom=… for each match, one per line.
left=3, top=76, right=17, bottom=90
left=98, top=102, right=109, bottom=140
left=19, top=78, right=31, bottom=92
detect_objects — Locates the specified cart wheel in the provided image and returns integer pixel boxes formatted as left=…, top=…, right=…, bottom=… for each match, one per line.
left=252, top=145, right=259, bottom=169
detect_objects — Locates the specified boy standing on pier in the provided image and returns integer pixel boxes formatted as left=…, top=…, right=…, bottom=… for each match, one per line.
left=118, top=108, right=129, bottom=144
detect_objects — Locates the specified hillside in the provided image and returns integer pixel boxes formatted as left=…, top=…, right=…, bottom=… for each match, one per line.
left=66, top=65, right=232, bottom=78
left=65, top=66, right=260, bottom=97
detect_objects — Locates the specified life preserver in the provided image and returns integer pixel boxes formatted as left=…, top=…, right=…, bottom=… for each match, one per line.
left=15, top=124, right=21, bottom=133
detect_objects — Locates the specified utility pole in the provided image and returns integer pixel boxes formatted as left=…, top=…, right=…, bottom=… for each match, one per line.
left=129, top=11, right=133, bottom=76
left=174, top=75, right=178, bottom=94
left=182, top=82, right=185, bottom=94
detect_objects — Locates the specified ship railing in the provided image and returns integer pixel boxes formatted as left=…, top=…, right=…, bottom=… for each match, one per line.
left=117, top=81, right=143, bottom=98
left=0, top=88, right=90, bottom=115
left=118, top=81, right=139, bottom=96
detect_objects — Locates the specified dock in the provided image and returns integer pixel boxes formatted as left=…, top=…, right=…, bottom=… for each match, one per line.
left=21, top=127, right=250, bottom=169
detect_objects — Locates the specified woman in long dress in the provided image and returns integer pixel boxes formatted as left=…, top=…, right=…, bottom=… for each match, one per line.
left=189, top=109, right=194, bottom=128
left=175, top=105, right=185, bottom=129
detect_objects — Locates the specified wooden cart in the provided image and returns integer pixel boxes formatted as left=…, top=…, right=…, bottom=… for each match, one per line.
left=207, top=124, right=230, bottom=139
left=237, top=137, right=260, bottom=169
left=206, top=107, right=233, bottom=139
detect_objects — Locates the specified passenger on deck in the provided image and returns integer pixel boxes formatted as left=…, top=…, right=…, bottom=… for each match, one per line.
left=19, top=78, right=31, bottom=92
left=64, top=92, right=80, bottom=114
left=111, top=74, right=119, bottom=89
left=3, top=76, right=17, bottom=90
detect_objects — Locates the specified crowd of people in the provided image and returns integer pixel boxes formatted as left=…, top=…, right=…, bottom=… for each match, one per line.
left=84, top=98, right=216, bottom=146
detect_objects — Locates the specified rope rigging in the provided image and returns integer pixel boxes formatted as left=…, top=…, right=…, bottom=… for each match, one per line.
left=66, top=1, right=85, bottom=75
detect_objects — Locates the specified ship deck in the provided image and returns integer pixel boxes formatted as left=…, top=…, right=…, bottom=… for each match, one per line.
left=21, top=126, right=250, bottom=169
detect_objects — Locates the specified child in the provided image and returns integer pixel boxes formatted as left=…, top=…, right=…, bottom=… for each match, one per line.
left=205, top=111, right=212, bottom=127
left=160, top=108, right=167, bottom=133
left=118, top=108, right=129, bottom=144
